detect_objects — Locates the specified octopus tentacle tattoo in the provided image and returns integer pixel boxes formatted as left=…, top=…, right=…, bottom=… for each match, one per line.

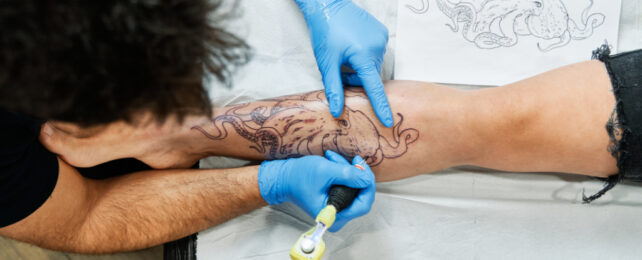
left=193, top=91, right=419, bottom=166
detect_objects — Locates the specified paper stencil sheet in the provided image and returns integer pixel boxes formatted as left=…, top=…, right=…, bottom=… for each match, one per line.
left=395, top=0, right=622, bottom=85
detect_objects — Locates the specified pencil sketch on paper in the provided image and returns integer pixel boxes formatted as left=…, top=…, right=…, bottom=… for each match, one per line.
left=405, top=0, right=606, bottom=52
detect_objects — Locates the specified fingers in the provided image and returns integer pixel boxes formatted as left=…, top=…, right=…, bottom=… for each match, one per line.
left=322, top=63, right=345, bottom=118
left=329, top=185, right=375, bottom=232
left=328, top=167, right=372, bottom=189
left=324, top=150, right=350, bottom=164
left=350, top=57, right=393, bottom=127
left=352, top=155, right=371, bottom=171
left=329, top=156, right=376, bottom=232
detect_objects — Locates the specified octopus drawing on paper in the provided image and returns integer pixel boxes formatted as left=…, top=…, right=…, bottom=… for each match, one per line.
left=406, top=0, right=606, bottom=51
left=192, top=91, right=419, bottom=166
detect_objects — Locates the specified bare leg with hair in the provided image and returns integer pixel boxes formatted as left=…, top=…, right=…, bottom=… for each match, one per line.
left=187, top=60, right=617, bottom=181
left=41, top=60, right=618, bottom=181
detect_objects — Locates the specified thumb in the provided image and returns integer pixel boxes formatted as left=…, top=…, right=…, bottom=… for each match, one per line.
left=321, top=62, right=345, bottom=118
left=329, top=180, right=376, bottom=232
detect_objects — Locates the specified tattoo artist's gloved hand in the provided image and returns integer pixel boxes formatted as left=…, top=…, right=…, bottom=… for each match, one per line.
left=323, top=150, right=375, bottom=231
left=295, top=0, right=393, bottom=127
left=258, top=151, right=376, bottom=231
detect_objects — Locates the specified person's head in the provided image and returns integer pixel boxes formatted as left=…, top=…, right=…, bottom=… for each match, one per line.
left=0, top=0, right=249, bottom=127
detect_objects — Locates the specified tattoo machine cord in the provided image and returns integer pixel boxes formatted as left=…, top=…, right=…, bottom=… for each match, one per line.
left=289, top=163, right=365, bottom=260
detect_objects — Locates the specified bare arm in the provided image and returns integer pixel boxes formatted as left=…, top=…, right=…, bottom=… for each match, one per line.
left=191, top=60, right=617, bottom=180
left=0, top=158, right=264, bottom=253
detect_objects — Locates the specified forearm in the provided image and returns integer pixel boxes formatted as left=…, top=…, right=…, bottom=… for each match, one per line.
left=77, top=165, right=263, bottom=253
left=1, top=159, right=264, bottom=253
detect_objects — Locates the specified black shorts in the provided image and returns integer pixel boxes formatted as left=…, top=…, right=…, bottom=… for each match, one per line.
left=585, top=45, right=642, bottom=202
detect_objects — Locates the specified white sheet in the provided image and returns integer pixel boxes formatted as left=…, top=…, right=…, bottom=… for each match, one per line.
left=198, top=0, right=642, bottom=259
left=395, top=0, right=622, bottom=86
left=198, top=169, right=642, bottom=259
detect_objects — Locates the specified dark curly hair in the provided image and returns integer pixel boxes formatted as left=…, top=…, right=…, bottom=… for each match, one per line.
left=0, top=0, right=249, bottom=126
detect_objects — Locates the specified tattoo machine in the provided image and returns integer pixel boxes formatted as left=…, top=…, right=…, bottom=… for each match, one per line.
left=289, top=163, right=366, bottom=260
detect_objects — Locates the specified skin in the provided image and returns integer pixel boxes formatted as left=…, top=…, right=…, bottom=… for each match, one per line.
left=0, top=59, right=617, bottom=253
left=42, top=60, right=616, bottom=180
left=190, top=60, right=616, bottom=180
left=0, top=157, right=264, bottom=253
left=190, top=91, right=419, bottom=165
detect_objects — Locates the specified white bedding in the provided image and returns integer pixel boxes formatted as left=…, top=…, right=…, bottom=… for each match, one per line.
left=199, top=0, right=642, bottom=259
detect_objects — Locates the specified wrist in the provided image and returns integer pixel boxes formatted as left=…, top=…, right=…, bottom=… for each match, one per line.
left=258, top=160, right=289, bottom=205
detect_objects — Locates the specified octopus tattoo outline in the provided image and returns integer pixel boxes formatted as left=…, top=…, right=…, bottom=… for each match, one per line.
left=406, top=0, right=605, bottom=51
left=193, top=91, right=419, bottom=166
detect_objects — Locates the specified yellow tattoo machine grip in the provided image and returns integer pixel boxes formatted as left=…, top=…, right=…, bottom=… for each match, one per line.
left=290, top=164, right=365, bottom=260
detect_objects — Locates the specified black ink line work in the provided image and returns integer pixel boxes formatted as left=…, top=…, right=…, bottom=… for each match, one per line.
left=193, top=91, right=419, bottom=166
left=408, top=0, right=605, bottom=52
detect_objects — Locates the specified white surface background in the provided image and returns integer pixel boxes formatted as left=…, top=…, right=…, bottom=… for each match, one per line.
left=395, top=0, right=623, bottom=86
left=198, top=0, right=642, bottom=259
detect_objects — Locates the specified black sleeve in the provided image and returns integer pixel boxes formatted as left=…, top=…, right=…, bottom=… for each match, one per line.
left=0, top=108, right=59, bottom=228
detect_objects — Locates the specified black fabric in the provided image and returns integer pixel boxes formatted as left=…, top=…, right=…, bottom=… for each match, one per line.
left=164, top=233, right=198, bottom=260
left=584, top=45, right=642, bottom=202
left=603, top=48, right=642, bottom=181
left=0, top=107, right=154, bottom=227
left=77, top=158, right=151, bottom=180
left=0, top=108, right=58, bottom=227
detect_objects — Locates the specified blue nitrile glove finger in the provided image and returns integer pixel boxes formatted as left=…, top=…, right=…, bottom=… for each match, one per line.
left=324, top=150, right=350, bottom=164
left=329, top=155, right=375, bottom=232
left=294, top=0, right=393, bottom=127
left=350, top=55, right=393, bottom=127
left=258, top=154, right=375, bottom=222
left=323, top=60, right=345, bottom=117
left=324, top=151, right=376, bottom=232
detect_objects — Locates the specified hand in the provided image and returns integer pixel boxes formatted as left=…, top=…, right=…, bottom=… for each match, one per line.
left=258, top=150, right=376, bottom=231
left=295, top=0, right=393, bottom=127
left=323, top=150, right=375, bottom=231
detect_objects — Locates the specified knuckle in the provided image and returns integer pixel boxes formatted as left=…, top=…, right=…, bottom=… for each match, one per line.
left=350, top=42, right=366, bottom=53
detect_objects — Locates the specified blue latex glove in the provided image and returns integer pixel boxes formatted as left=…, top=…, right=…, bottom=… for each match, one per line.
left=295, top=0, right=393, bottom=127
left=323, top=150, right=375, bottom=231
left=258, top=151, right=376, bottom=232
